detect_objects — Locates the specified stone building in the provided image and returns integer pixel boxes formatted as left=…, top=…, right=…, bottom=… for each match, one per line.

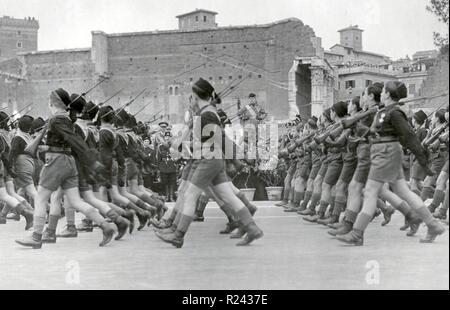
left=0, top=16, right=39, bottom=61
left=0, top=10, right=337, bottom=123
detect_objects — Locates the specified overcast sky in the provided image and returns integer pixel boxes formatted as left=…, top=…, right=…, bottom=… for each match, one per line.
left=1, top=0, right=447, bottom=59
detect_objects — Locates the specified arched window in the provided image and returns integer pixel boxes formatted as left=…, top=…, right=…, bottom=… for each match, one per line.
left=169, top=86, right=174, bottom=95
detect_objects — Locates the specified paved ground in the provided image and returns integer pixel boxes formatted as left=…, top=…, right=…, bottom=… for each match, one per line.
left=0, top=202, right=448, bottom=290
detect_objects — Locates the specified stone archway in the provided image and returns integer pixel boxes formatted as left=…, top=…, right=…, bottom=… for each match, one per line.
left=288, top=56, right=336, bottom=120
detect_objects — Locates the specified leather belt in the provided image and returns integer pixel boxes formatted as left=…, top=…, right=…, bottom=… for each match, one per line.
left=48, top=146, right=72, bottom=154
left=369, top=136, right=399, bottom=144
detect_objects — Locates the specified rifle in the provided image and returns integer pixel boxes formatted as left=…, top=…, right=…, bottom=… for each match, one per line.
left=133, top=100, right=154, bottom=117
left=0, top=102, right=34, bottom=126
left=418, top=100, right=449, bottom=129
left=423, top=122, right=448, bottom=147
left=146, top=109, right=165, bottom=124
left=100, top=88, right=147, bottom=120
left=87, top=87, right=124, bottom=113
left=314, top=122, right=342, bottom=144
left=68, top=77, right=108, bottom=108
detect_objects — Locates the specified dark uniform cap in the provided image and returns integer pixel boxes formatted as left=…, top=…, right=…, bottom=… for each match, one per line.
left=0, top=111, right=9, bottom=124
left=435, top=109, right=446, bottom=123
left=69, top=94, right=86, bottom=114
left=249, top=93, right=256, bottom=98
left=116, top=109, right=130, bottom=126
left=192, top=78, right=215, bottom=98
left=308, top=116, right=318, bottom=129
left=125, top=114, right=137, bottom=128
left=97, top=106, right=114, bottom=124
left=30, top=117, right=45, bottom=133
left=413, top=110, right=427, bottom=125
left=18, top=115, right=34, bottom=133
left=54, top=88, right=71, bottom=106
left=82, top=101, right=98, bottom=120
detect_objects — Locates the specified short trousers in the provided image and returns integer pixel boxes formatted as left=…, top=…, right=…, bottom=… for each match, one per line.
left=188, top=159, right=227, bottom=189
left=368, top=142, right=404, bottom=183
left=308, top=163, right=321, bottom=180
left=39, top=153, right=79, bottom=192
left=138, top=170, right=144, bottom=186
left=339, top=159, right=357, bottom=184
left=353, top=143, right=371, bottom=184
left=181, top=160, right=193, bottom=181
left=13, top=155, right=35, bottom=189
left=324, top=157, right=343, bottom=186
left=318, top=161, right=329, bottom=178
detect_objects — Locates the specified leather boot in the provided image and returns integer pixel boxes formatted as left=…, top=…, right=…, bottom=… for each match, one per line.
left=275, top=200, right=288, bottom=207
left=328, top=221, right=353, bottom=236
left=230, top=226, right=246, bottom=239
left=15, top=232, right=42, bottom=249
left=123, top=210, right=135, bottom=233
left=381, top=208, right=395, bottom=226
left=42, top=229, right=57, bottom=243
left=336, top=231, right=364, bottom=246
left=58, top=225, right=78, bottom=238
left=99, top=222, right=116, bottom=247
left=155, top=229, right=184, bottom=248
left=236, top=222, right=264, bottom=246
left=19, top=208, right=34, bottom=231
left=107, top=210, right=130, bottom=241
left=136, top=210, right=150, bottom=231
left=77, top=218, right=94, bottom=232
left=219, top=220, right=239, bottom=234
left=420, top=221, right=446, bottom=243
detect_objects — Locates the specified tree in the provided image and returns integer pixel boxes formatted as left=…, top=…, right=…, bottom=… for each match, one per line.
left=426, top=0, right=449, bottom=55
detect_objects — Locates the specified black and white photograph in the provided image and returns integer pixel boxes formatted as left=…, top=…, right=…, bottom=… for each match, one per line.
left=0, top=0, right=448, bottom=294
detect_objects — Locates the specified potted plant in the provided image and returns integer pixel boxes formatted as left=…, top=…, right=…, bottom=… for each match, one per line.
left=258, top=157, right=285, bottom=201
left=232, top=165, right=256, bottom=202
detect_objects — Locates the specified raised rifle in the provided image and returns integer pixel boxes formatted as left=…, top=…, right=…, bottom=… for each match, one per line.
left=0, top=102, right=34, bottom=126
left=100, top=88, right=147, bottom=120
left=422, top=122, right=448, bottom=148
left=87, top=87, right=125, bottom=113
left=68, top=77, right=108, bottom=108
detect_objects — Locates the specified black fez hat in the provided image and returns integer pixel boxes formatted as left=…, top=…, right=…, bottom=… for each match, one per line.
left=54, top=88, right=71, bottom=106
left=81, top=101, right=98, bottom=120
left=249, top=93, right=256, bottom=98
left=69, top=94, right=86, bottom=114
left=332, top=101, right=349, bottom=118
left=192, top=78, right=215, bottom=97
left=351, top=96, right=362, bottom=112
left=322, top=108, right=332, bottom=123
left=18, top=115, right=34, bottom=133
left=413, top=110, right=427, bottom=125
left=30, top=117, right=45, bottom=133
left=125, top=114, right=137, bottom=128
left=113, top=114, right=124, bottom=128
left=97, top=106, right=114, bottom=124
left=116, top=109, right=130, bottom=125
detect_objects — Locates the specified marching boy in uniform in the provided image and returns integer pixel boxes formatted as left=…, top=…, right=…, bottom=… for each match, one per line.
left=16, top=88, right=117, bottom=249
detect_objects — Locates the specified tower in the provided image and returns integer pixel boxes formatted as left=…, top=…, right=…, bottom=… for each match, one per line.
left=0, top=16, right=39, bottom=61
left=338, top=25, right=363, bottom=51
left=176, top=9, right=218, bottom=31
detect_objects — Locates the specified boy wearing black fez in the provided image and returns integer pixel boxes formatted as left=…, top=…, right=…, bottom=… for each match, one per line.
left=337, top=81, right=446, bottom=245
left=16, top=88, right=117, bottom=248
left=43, top=95, right=131, bottom=242
left=9, top=115, right=38, bottom=204
left=0, top=113, right=34, bottom=228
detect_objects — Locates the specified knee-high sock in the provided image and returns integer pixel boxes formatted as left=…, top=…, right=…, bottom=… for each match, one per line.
left=333, top=199, right=346, bottom=218
left=344, top=209, right=359, bottom=224
left=46, top=215, right=60, bottom=233
left=294, top=191, right=304, bottom=207
left=414, top=205, right=438, bottom=226
left=429, top=190, right=445, bottom=212
left=236, top=208, right=254, bottom=227
left=196, top=196, right=208, bottom=216
left=282, top=187, right=290, bottom=201
left=352, top=213, right=373, bottom=237
left=377, top=199, right=395, bottom=212
left=328, top=196, right=336, bottom=214
left=65, top=207, right=76, bottom=226
left=168, top=208, right=178, bottom=222
left=107, top=203, right=126, bottom=216
left=176, top=214, right=194, bottom=237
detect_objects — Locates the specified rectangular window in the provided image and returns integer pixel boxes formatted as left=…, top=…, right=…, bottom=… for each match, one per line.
left=366, top=80, right=373, bottom=87
left=195, top=16, right=199, bottom=22
left=204, top=16, right=207, bottom=22
left=17, top=42, right=23, bottom=48
left=345, top=80, right=355, bottom=89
